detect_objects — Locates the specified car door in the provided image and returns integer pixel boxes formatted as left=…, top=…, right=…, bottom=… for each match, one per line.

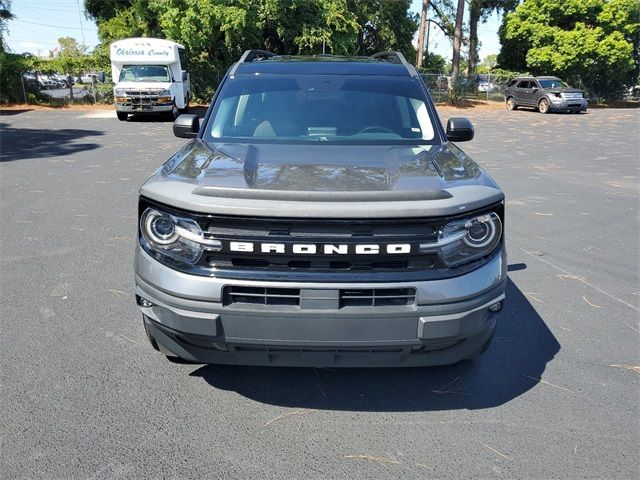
left=530, top=80, right=543, bottom=105
left=518, top=80, right=535, bottom=105
left=514, top=80, right=529, bottom=105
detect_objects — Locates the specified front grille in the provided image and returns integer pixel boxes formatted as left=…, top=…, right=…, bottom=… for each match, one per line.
left=140, top=198, right=504, bottom=280
left=123, top=89, right=164, bottom=96
left=206, top=255, right=434, bottom=271
left=196, top=214, right=442, bottom=274
left=340, top=288, right=416, bottom=307
left=223, top=286, right=417, bottom=308
left=224, top=286, right=300, bottom=306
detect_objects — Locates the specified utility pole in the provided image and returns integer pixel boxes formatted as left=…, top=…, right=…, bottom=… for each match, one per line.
left=76, top=0, right=86, bottom=45
left=415, top=0, right=430, bottom=68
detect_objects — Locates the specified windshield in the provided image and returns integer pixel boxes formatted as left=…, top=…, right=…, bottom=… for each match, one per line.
left=119, top=65, right=171, bottom=82
left=205, top=75, right=437, bottom=144
left=538, top=79, right=570, bottom=89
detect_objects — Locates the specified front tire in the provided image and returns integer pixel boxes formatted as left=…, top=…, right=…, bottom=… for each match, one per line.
left=178, top=96, right=190, bottom=114
left=116, top=111, right=128, bottom=121
left=506, top=96, right=517, bottom=110
left=167, top=103, right=179, bottom=120
left=538, top=98, right=550, bottom=114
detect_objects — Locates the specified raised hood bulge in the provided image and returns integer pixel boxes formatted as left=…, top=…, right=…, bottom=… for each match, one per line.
left=140, top=140, right=503, bottom=218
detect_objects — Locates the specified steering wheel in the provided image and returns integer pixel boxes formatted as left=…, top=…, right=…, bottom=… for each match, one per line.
left=356, top=126, right=396, bottom=134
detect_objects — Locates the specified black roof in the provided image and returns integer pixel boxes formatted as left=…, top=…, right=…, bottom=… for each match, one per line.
left=230, top=50, right=417, bottom=77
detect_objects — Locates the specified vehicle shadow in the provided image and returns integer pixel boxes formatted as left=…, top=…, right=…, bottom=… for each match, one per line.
left=125, top=106, right=209, bottom=123
left=0, top=123, right=104, bottom=162
left=0, top=109, right=34, bottom=116
left=190, top=278, right=560, bottom=411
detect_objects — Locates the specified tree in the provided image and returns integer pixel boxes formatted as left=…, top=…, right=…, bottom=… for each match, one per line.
left=58, top=37, right=87, bottom=57
left=478, top=53, right=498, bottom=72
left=85, top=0, right=419, bottom=100
left=498, top=0, right=639, bottom=99
left=420, top=53, right=447, bottom=73
left=350, top=0, right=418, bottom=60
left=467, top=1, right=518, bottom=76
left=450, top=0, right=465, bottom=91
left=416, top=0, right=430, bottom=66
left=0, top=0, right=14, bottom=52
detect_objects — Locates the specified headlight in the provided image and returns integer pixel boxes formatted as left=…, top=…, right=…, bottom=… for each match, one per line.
left=158, top=89, right=171, bottom=96
left=420, top=212, right=502, bottom=267
left=140, top=208, right=220, bottom=264
left=115, top=88, right=125, bottom=95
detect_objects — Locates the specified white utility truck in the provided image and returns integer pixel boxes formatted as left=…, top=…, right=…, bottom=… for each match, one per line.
left=110, top=37, right=190, bottom=120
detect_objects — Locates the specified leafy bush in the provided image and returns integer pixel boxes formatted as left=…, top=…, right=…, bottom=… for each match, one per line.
left=0, top=51, right=37, bottom=103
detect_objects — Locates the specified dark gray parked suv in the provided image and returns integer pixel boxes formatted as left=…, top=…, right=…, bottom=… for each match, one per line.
left=505, top=76, right=587, bottom=113
left=134, top=51, right=507, bottom=367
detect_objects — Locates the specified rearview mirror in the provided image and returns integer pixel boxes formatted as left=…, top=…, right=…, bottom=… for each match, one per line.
left=446, top=117, right=474, bottom=142
left=173, top=114, right=199, bottom=138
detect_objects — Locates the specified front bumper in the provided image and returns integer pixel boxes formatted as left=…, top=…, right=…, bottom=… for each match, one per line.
left=549, top=97, right=587, bottom=111
left=135, top=247, right=507, bottom=367
left=115, top=101, right=173, bottom=114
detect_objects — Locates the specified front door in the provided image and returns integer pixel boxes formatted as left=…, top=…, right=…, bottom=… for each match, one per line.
left=516, top=80, right=534, bottom=105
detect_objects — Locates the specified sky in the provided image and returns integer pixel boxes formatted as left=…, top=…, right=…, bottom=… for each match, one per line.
left=6, top=0, right=504, bottom=62
left=5, top=0, right=100, bottom=57
left=409, top=0, right=504, bottom=62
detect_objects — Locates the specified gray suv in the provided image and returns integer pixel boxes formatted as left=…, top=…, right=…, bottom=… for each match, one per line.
left=134, top=51, right=506, bottom=367
left=505, top=76, right=587, bottom=113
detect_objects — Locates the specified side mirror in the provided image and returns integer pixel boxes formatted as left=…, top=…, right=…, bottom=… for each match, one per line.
left=182, top=70, right=188, bottom=81
left=173, top=114, right=199, bottom=138
left=532, top=87, right=539, bottom=92
left=446, top=117, right=474, bottom=142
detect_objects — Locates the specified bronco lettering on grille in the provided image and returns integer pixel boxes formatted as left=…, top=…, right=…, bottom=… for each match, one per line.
left=228, top=242, right=411, bottom=255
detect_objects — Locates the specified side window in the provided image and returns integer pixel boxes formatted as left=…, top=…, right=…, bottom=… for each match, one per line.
left=516, top=80, right=529, bottom=89
left=395, top=96, right=411, bottom=129
left=178, top=48, right=188, bottom=71
left=507, top=79, right=517, bottom=88
left=531, top=80, right=540, bottom=89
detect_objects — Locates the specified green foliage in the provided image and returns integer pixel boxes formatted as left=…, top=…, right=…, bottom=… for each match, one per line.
left=418, top=53, right=448, bottom=74
left=58, top=37, right=87, bottom=57
left=0, top=51, right=37, bottom=103
left=498, top=0, right=639, bottom=99
left=350, top=0, right=417, bottom=60
left=85, top=0, right=418, bottom=101
left=1, top=0, right=14, bottom=52
left=476, top=53, right=498, bottom=73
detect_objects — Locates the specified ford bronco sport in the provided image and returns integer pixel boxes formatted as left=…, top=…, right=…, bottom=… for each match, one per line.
left=134, top=51, right=507, bottom=367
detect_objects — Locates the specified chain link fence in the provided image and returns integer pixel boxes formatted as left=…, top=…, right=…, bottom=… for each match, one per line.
left=17, top=74, right=113, bottom=106
left=421, top=73, right=514, bottom=103
left=15, top=71, right=516, bottom=106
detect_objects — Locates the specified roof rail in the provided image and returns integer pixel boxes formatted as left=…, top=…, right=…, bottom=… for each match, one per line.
left=229, top=49, right=276, bottom=75
left=371, top=51, right=418, bottom=77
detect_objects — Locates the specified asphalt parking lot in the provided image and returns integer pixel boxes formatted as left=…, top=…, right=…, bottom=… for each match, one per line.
left=1, top=106, right=638, bottom=479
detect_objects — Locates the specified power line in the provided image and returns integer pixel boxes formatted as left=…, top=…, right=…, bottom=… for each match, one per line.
left=12, top=18, right=97, bottom=32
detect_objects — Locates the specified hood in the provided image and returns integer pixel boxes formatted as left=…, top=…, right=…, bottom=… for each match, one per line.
left=140, top=140, right=503, bottom=219
left=545, top=87, right=584, bottom=95
left=114, top=81, right=172, bottom=90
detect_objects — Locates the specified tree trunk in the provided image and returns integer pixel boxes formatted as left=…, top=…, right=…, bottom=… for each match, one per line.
left=450, top=0, right=465, bottom=91
left=468, top=0, right=480, bottom=76
left=415, top=0, right=430, bottom=67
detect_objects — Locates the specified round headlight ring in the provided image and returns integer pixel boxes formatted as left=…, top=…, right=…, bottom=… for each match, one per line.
left=144, top=210, right=178, bottom=245
left=463, top=214, right=500, bottom=249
